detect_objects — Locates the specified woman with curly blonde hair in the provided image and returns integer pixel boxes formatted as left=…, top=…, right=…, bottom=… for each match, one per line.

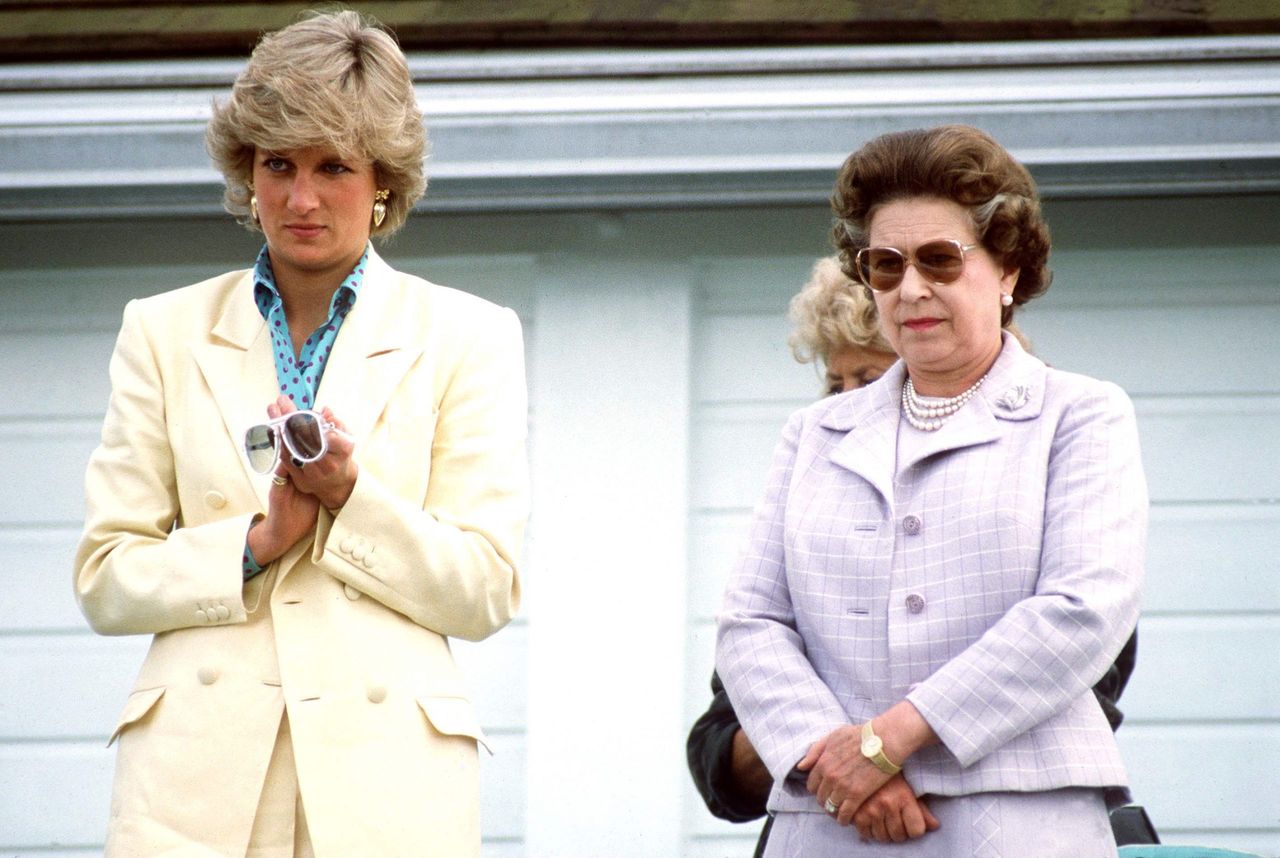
left=788, top=255, right=898, bottom=396
left=76, top=11, right=527, bottom=855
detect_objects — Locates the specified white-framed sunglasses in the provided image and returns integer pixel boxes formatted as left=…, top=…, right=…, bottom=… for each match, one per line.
left=243, top=409, right=335, bottom=474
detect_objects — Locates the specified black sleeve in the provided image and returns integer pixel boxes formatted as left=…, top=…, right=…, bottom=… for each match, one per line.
left=1093, top=628, right=1138, bottom=732
left=686, top=671, right=770, bottom=822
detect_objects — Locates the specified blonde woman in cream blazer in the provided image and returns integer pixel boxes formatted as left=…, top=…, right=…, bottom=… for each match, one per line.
left=74, top=12, right=527, bottom=857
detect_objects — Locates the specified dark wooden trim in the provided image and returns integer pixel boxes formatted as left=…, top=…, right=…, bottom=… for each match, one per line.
left=2, top=0, right=1278, bottom=62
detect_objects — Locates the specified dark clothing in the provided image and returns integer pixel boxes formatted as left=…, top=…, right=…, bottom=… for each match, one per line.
left=687, top=632, right=1140, bottom=854
left=1095, top=631, right=1139, bottom=731
left=685, top=671, right=771, bottom=858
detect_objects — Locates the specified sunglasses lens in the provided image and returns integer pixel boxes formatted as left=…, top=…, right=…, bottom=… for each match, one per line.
left=244, top=425, right=278, bottom=473
left=285, top=412, right=326, bottom=461
left=861, top=247, right=906, bottom=291
left=915, top=241, right=966, bottom=283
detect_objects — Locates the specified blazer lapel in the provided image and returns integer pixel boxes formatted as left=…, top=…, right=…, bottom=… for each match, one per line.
left=897, top=331, right=1047, bottom=473
left=824, top=332, right=1049, bottom=487
left=313, top=248, right=424, bottom=447
left=824, top=362, right=904, bottom=506
left=896, top=396, right=1002, bottom=473
left=192, top=270, right=278, bottom=510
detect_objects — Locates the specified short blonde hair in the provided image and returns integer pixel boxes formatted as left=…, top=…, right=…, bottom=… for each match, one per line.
left=206, top=10, right=426, bottom=236
left=788, top=256, right=894, bottom=366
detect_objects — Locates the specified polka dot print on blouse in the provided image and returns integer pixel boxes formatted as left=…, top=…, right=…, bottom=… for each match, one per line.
left=251, top=244, right=368, bottom=411
left=243, top=244, right=368, bottom=581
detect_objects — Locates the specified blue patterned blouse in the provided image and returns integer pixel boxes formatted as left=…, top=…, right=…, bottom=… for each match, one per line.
left=242, top=244, right=368, bottom=580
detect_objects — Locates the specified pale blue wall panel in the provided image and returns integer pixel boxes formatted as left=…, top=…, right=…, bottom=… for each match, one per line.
left=0, top=528, right=87, bottom=630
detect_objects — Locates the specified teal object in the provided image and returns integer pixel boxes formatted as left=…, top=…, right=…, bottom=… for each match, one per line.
left=1119, top=847, right=1267, bottom=858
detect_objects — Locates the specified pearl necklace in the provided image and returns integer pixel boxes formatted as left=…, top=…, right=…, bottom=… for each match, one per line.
left=902, top=372, right=988, bottom=431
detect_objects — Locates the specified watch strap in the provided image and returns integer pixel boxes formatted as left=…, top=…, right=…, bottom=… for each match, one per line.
left=861, top=720, right=902, bottom=775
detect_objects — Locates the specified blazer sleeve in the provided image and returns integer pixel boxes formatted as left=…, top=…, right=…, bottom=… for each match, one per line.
left=74, top=299, right=251, bottom=635
left=716, top=411, right=850, bottom=794
left=312, top=306, right=528, bottom=642
left=906, top=381, right=1148, bottom=766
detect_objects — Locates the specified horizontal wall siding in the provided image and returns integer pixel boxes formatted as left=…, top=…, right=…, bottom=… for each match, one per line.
left=685, top=195, right=1280, bottom=855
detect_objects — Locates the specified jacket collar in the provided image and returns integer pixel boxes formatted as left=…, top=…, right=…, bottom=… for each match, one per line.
left=819, top=331, right=1046, bottom=502
left=193, top=246, right=424, bottom=508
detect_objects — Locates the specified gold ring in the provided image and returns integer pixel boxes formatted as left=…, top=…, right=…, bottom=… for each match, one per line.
left=271, top=475, right=289, bottom=486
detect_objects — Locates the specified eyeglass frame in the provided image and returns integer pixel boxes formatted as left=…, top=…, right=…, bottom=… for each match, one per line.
left=242, top=409, right=336, bottom=474
left=854, top=239, right=980, bottom=293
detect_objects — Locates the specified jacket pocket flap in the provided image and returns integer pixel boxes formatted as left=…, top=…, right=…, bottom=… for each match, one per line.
left=416, top=695, right=492, bottom=755
left=107, top=686, right=166, bottom=748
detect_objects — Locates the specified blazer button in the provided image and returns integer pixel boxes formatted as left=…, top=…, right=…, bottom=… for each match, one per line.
left=204, top=490, right=227, bottom=509
left=362, top=552, right=377, bottom=570
left=902, top=515, right=922, bottom=535
left=344, top=583, right=362, bottom=601
left=367, top=686, right=388, bottom=704
left=905, top=593, right=926, bottom=614
left=195, top=608, right=209, bottom=623
left=197, top=666, right=220, bottom=685
left=339, top=536, right=356, bottom=554
left=351, top=545, right=367, bottom=562
left=215, top=604, right=230, bottom=621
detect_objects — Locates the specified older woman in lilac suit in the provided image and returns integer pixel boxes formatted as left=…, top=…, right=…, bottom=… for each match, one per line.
left=716, top=125, right=1146, bottom=857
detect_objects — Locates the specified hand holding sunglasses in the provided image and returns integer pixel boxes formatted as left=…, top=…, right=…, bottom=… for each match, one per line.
left=245, top=402, right=358, bottom=508
left=244, top=409, right=337, bottom=474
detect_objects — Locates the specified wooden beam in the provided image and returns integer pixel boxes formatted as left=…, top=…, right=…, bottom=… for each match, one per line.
left=1, top=0, right=1277, bottom=61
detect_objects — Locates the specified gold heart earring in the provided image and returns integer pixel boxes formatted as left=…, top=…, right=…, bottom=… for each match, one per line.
left=372, top=189, right=390, bottom=229
left=247, top=182, right=259, bottom=224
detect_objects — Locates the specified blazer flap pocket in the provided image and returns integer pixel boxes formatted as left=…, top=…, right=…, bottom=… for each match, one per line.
left=107, top=686, right=166, bottom=747
left=416, top=695, right=491, bottom=755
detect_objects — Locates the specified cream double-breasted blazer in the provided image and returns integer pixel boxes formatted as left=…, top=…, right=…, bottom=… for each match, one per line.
left=75, top=247, right=528, bottom=857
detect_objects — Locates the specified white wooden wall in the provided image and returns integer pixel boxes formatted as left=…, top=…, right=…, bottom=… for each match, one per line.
left=1, top=195, right=1277, bottom=857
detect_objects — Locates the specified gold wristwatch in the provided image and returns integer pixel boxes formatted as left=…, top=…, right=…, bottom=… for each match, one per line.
left=860, top=720, right=902, bottom=775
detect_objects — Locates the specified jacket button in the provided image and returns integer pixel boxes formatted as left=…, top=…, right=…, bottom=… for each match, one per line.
left=339, top=536, right=356, bottom=554
left=204, top=490, right=227, bottom=509
left=905, top=593, right=926, bottom=614
left=367, top=686, right=387, bottom=704
left=902, top=514, right=922, bottom=535
left=195, top=608, right=209, bottom=623
left=352, top=545, right=367, bottom=562
left=362, top=552, right=377, bottom=570
left=198, top=666, right=220, bottom=685
left=344, top=584, right=362, bottom=601
left=215, top=604, right=230, bottom=621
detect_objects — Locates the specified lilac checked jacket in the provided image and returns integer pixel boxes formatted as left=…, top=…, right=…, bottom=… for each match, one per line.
left=716, top=334, right=1147, bottom=812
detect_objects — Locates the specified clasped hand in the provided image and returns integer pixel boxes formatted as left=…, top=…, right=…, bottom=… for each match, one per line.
left=248, top=395, right=357, bottom=566
left=797, top=724, right=940, bottom=843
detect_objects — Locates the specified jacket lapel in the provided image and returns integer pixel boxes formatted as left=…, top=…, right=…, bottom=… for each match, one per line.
left=823, top=332, right=1048, bottom=490
left=313, top=248, right=424, bottom=447
left=192, top=270, right=278, bottom=510
left=824, top=361, right=904, bottom=506
left=896, top=332, right=1047, bottom=473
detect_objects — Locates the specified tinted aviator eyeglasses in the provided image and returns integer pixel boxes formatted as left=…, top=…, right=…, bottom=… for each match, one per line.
left=855, top=239, right=979, bottom=293
left=243, top=410, right=334, bottom=474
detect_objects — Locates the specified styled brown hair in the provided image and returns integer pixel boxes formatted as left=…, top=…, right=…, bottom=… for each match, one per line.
left=206, top=10, right=426, bottom=237
left=830, top=125, right=1051, bottom=326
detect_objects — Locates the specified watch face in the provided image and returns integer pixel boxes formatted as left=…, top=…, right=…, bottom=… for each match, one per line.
left=862, top=735, right=882, bottom=756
